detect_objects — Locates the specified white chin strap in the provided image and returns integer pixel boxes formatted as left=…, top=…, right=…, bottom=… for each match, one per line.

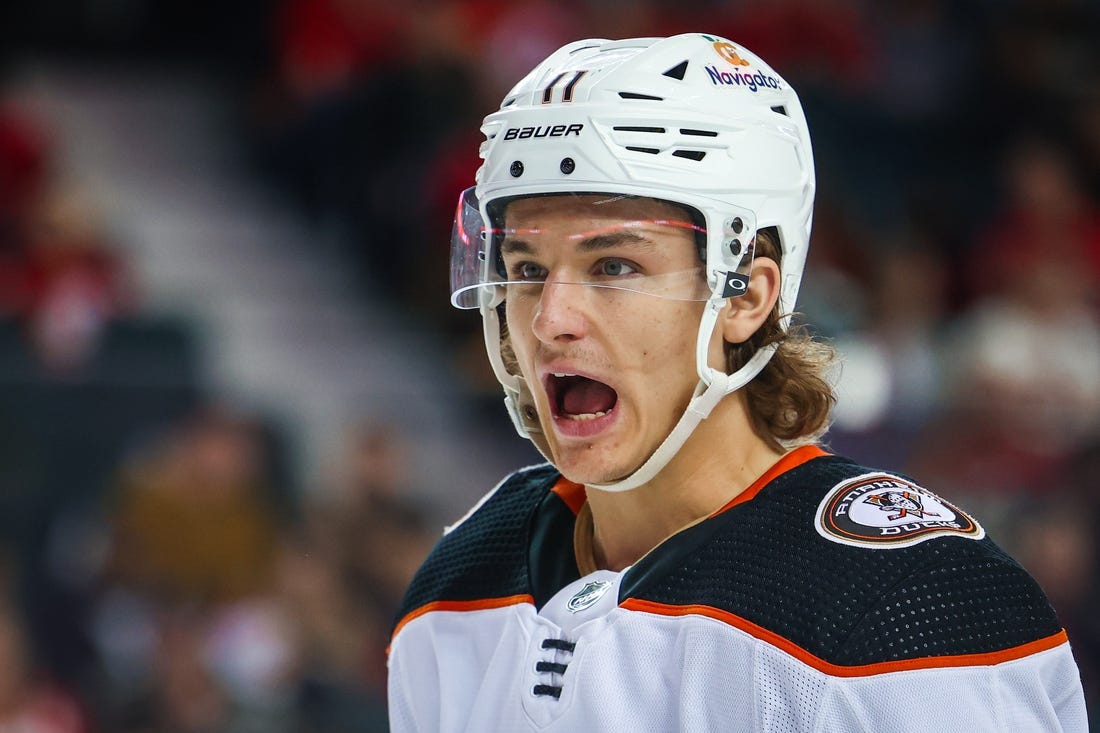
left=587, top=340, right=777, bottom=493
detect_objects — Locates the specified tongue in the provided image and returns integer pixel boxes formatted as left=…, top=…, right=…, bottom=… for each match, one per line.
left=562, top=378, right=617, bottom=415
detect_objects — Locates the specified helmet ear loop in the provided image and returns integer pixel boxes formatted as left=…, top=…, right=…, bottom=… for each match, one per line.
left=478, top=210, right=520, bottom=405
left=514, top=381, right=553, bottom=462
left=483, top=301, right=527, bottom=433
left=697, top=230, right=768, bottom=396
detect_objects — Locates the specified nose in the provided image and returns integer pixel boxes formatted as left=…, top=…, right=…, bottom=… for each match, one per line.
left=531, top=280, right=589, bottom=344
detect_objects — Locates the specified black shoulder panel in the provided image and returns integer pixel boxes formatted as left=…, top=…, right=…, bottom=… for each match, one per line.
left=393, top=464, right=561, bottom=629
left=623, top=455, right=1063, bottom=665
left=833, top=550, right=1061, bottom=665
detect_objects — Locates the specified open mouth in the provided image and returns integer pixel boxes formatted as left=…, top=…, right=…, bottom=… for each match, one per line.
left=546, top=373, right=619, bottom=422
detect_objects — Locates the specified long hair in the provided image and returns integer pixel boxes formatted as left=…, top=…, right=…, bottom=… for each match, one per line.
left=727, top=227, right=836, bottom=450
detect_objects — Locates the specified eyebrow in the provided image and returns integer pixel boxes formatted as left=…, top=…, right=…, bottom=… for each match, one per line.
left=499, top=238, right=534, bottom=255
left=573, top=230, right=651, bottom=252
left=500, top=229, right=653, bottom=257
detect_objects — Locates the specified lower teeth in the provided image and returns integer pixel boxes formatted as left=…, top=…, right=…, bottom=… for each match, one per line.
left=567, top=410, right=608, bottom=422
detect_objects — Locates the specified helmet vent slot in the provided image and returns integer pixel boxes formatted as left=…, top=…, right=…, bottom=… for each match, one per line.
left=502, top=97, right=517, bottom=107
left=618, top=92, right=664, bottom=101
left=672, top=150, right=707, bottom=161
left=770, top=105, right=788, bottom=116
left=662, top=60, right=689, bottom=80
left=625, top=146, right=660, bottom=154
left=613, top=126, right=666, bottom=134
left=680, top=128, right=718, bottom=137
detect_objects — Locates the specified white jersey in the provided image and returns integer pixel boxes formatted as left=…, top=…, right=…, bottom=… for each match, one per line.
left=388, top=447, right=1088, bottom=732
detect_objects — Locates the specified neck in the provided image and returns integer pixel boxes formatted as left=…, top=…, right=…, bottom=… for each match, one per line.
left=584, top=394, right=784, bottom=571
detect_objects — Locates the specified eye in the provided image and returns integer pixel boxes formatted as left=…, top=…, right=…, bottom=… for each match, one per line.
left=513, top=261, right=547, bottom=280
left=597, top=259, right=638, bottom=277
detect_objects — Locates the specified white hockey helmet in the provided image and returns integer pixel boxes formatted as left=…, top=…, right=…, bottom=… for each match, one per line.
left=450, top=33, right=816, bottom=491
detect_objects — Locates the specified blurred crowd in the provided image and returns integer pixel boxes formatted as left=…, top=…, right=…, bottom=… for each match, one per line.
left=1, top=0, right=1099, bottom=730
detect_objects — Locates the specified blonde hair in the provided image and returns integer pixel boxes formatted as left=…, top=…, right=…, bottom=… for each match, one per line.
left=727, top=228, right=836, bottom=450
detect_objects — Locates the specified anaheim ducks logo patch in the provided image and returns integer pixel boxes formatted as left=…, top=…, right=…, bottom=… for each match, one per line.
left=815, top=473, right=984, bottom=548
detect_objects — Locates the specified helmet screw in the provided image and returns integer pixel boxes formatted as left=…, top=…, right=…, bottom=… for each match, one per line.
left=559, top=157, right=575, bottom=174
left=510, top=160, right=525, bottom=177
left=728, top=239, right=742, bottom=256
left=523, top=405, right=538, bottom=421
left=731, top=217, right=744, bottom=234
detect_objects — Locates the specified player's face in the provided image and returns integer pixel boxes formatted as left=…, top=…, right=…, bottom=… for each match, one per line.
left=501, top=195, right=708, bottom=485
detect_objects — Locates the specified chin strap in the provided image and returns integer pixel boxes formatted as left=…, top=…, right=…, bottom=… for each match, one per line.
left=585, top=376, right=724, bottom=493
left=586, top=341, right=777, bottom=493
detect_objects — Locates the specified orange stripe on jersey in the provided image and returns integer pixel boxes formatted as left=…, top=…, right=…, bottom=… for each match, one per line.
left=620, top=598, right=1069, bottom=676
left=391, top=594, right=535, bottom=643
left=713, top=444, right=829, bottom=516
left=552, top=476, right=587, bottom=516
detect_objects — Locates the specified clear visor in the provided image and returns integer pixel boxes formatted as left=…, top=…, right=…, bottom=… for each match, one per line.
left=450, top=187, right=732, bottom=309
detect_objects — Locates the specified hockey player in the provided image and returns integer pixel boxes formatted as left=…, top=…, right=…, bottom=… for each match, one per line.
left=387, top=34, right=1088, bottom=731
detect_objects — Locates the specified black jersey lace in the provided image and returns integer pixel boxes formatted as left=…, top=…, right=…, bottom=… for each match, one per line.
left=532, top=638, right=576, bottom=699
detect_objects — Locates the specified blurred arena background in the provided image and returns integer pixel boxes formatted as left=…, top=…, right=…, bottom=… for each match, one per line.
left=0, top=0, right=1097, bottom=729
